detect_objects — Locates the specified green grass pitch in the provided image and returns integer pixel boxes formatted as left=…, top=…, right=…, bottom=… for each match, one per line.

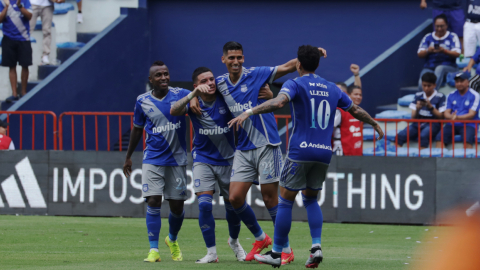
left=0, top=215, right=442, bottom=269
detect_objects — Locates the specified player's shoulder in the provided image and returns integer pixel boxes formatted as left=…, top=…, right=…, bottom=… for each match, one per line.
left=468, top=88, right=480, bottom=98
left=434, top=91, right=445, bottom=98
left=415, top=92, right=424, bottom=97
left=168, top=86, right=186, bottom=94
left=448, top=31, right=459, bottom=39
left=136, top=91, right=151, bottom=103
left=216, top=73, right=229, bottom=84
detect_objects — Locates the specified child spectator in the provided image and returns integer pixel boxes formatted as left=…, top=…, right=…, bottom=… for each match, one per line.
left=397, top=72, right=446, bottom=149
left=417, top=14, right=461, bottom=92
left=435, top=72, right=480, bottom=148
left=0, top=120, right=14, bottom=150
left=0, top=0, right=33, bottom=103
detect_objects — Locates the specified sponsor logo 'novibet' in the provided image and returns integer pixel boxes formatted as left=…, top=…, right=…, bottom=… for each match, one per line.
left=0, top=157, right=47, bottom=208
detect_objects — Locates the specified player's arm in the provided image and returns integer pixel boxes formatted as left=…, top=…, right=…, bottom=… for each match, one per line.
left=348, top=104, right=384, bottom=140
left=455, top=109, right=477, bottom=120
left=273, top=47, right=327, bottom=81
left=123, top=126, right=144, bottom=177
left=170, top=85, right=210, bottom=116
left=0, top=1, right=9, bottom=22
left=17, top=0, right=32, bottom=20
left=228, top=93, right=289, bottom=129
left=351, top=64, right=361, bottom=88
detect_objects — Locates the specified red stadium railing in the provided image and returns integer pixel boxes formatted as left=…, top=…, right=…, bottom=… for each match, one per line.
left=0, top=111, right=57, bottom=150
left=370, top=118, right=480, bottom=158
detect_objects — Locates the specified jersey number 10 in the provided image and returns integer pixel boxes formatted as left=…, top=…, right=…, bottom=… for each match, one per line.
left=310, top=98, right=331, bottom=129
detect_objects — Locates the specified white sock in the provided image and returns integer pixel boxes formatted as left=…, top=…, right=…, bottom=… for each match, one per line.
left=283, top=246, right=291, bottom=253
left=228, top=237, right=238, bottom=246
left=150, top=248, right=159, bottom=252
left=311, top=243, right=321, bottom=249
left=255, top=232, right=266, bottom=241
left=207, top=246, right=217, bottom=254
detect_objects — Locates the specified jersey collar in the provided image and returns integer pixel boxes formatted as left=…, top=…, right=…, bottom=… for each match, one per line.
left=227, top=67, right=245, bottom=87
left=149, top=89, right=169, bottom=102
left=432, top=31, right=450, bottom=41
left=423, top=90, right=438, bottom=101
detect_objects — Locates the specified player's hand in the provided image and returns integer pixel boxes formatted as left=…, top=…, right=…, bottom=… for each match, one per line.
left=373, top=123, right=384, bottom=140
left=318, top=47, right=327, bottom=58
left=427, top=47, right=435, bottom=53
left=258, top=84, right=273, bottom=99
left=451, top=111, right=457, bottom=120
left=416, top=101, right=424, bottom=110
left=16, top=0, right=20, bottom=6
left=228, top=112, right=250, bottom=129
left=4, top=0, right=10, bottom=7
left=123, top=158, right=133, bottom=178
left=420, top=0, right=427, bottom=9
left=189, top=97, right=201, bottom=115
left=193, top=84, right=210, bottom=97
left=350, top=64, right=360, bottom=76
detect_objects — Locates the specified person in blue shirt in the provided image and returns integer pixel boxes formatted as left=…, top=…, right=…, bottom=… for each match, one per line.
left=421, top=0, right=465, bottom=44
left=435, top=72, right=480, bottom=148
left=462, top=47, right=480, bottom=92
left=0, top=0, right=32, bottom=103
left=397, top=72, right=446, bottom=149
left=229, top=45, right=383, bottom=268
left=418, top=14, right=461, bottom=92
left=463, top=0, right=480, bottom=58
left=123, top=61, right=198, bottom=263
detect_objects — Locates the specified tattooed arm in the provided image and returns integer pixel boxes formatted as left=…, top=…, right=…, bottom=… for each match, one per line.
left=170, top=85, right=210, bottom=116
left=228, top=93, right=289, bottom=129
left=348, top=104, right=384, bottom=140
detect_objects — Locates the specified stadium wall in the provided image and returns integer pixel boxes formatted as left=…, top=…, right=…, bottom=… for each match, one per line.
left=2, top=151, right=479, bottom=225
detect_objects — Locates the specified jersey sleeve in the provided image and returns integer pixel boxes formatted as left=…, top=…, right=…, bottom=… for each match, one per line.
left=438, top=95, right=447, bottom=113
left=469, top=91, right=480, bottom=112
left=418, top=34, right=429, bottom=53
left=334, top=109, right=342, bottom=126
left=279, top=80, right=297, bottom=101
left=446, top=93, right=454, bottom=110
left=9, top=141, right=15, bottom=150
left=24, top=0, right=32, bottom=12
left=409, top=95, right=419, bottom=111
left=451, top=33, right=461, bottom=54
left=254, top=66, right=278, bottom=85
left=133, top=100, right=146, bottom=128
left=337, top=88, right=353, bottom=111
left=473, top=49, right=480, bottom=64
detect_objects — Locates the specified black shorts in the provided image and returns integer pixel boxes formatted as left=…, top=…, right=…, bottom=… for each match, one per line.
left=1, top=35, right=32, bottom=67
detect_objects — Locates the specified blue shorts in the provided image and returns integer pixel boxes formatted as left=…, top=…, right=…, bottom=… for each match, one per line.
left=432, top=9, right=465, bottom=37
left=435, top=124, right=476, bottom=145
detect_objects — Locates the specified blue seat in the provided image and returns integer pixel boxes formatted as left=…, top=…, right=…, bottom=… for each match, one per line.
left=375, top=110, right=411, bottom=119
left=398, top=94, right=415, bottom=107
left=443, top=149, right=477, bottom=158
left=363, top=148, right=385, bottom=156
left=53, top=3, right=75, bottom=15
left=56, top=42, right=85, bottom=48
left=394, top=147, right=419, bottom=157
left=420, top=148, right=447, bottom=157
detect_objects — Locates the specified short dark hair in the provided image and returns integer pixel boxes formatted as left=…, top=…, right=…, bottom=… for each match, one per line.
left=336, top=82, right=347, bottom=89
left=434, top=14, right=448, bottom=26
left=347, top=85, right=362, bottom=95
left=223, top=41, right=243, bottom=55
left=421, top=72, right=437, bottom=84
left=297, top=45, right=320, bottom=72
left=192, top=67, right=213, bottom=83
left=151, top=60, right=165, bottom=67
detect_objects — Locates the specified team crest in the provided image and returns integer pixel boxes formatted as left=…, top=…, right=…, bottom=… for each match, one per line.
left=453, top=100, right=457, bottom=105
left=445, top=40, right=450, bottom=46
left=231, top=169, right=235, bottom=177
left=143, top=184, right=149, bottom=192
left=219, top=106, right=226, bottom=114
left=194, top=179, right=201, bottom=187
left=466, top=100, right=470, bottom=106
left=241, top=84, right=248, bottom=93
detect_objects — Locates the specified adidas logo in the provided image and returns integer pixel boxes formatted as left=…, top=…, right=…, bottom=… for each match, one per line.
left=148, top=108, right=154, bottom=113
left=148, top=232, right=154, bottom=236
left=179, top=191, right=186, bottom=196
left=0, top=157, right=47, bottom=208
left=200, top=224, right=210, bottom=230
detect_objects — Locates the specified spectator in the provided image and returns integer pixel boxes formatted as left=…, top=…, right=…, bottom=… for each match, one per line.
left=462, top=47, right=480, bottom=92
left=435, top=72, right=480, bottom=149
left=29, top=0, right=64, bottom=65
left=420, top=0, right=465, bottom=46
left=418, top=14, right=461, bottom=92
left=397, top=72, right=446, bottom=149
left=333, top=64, right=362, bottom=155
left=463, top=0, right=480, bottom=58
left=0, top=0, right=33, bottom=103
left=76, top=0, right=82, bottom=23
left=0, top=120, right=14, bottom=150
left=333, top=85, right=363, bottom=156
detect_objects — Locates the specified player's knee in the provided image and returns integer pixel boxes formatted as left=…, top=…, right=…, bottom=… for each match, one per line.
left=147, top=196, right=162, bottom=207
left=228, top=194, right=244, bottom=208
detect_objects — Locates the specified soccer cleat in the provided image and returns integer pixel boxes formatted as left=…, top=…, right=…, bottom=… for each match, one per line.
left=305, top=247, right=323, bottom=268
left=245, top=234, right=272, bottom=261
left=165, top=236, right=183, bottom=261
left=254, top=250, right=281, bottom=268
left=281, top=248, right=294, bottom=265
left=195, top=253, right=219, bottom=263
left=143, top=250, right=161, bottom=262
left=228, top=239, right=247, bottom=261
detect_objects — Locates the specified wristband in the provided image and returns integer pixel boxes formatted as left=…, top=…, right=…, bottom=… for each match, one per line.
left=354, top=73, right=359, bottom=77
left=187, top=92, right=194, bottom=100
left=245, top=109, right=254, bottom=116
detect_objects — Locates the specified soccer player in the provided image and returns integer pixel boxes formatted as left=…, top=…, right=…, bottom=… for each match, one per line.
left=123, top=61, right=194, bottom=263
left=229, top=45, right=384, bottom=268
left=171, top=67, right=273, bottom=263
left=212, top=41, right=326, bottom=263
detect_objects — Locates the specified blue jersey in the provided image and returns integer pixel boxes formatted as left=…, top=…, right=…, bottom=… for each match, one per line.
left=418, top=31, right=461, bottom=69
left=0, top=0, right=32, bottom=41
left=133, top=87, right=190, bottom=166
left=467, top=0, right=480, bottom=20
left=471, top=48, right=480, bottom=75
left=216, top=66, right=281, bottom=151
left=188, top=93, right=235, bottom=166
left=409, top=90, right=447, bottom=119
left=432, top=0, right=462, bottom=10
left=446, top=88, right=480, bottom=127
left=279, top=74, right=353, bottom=164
